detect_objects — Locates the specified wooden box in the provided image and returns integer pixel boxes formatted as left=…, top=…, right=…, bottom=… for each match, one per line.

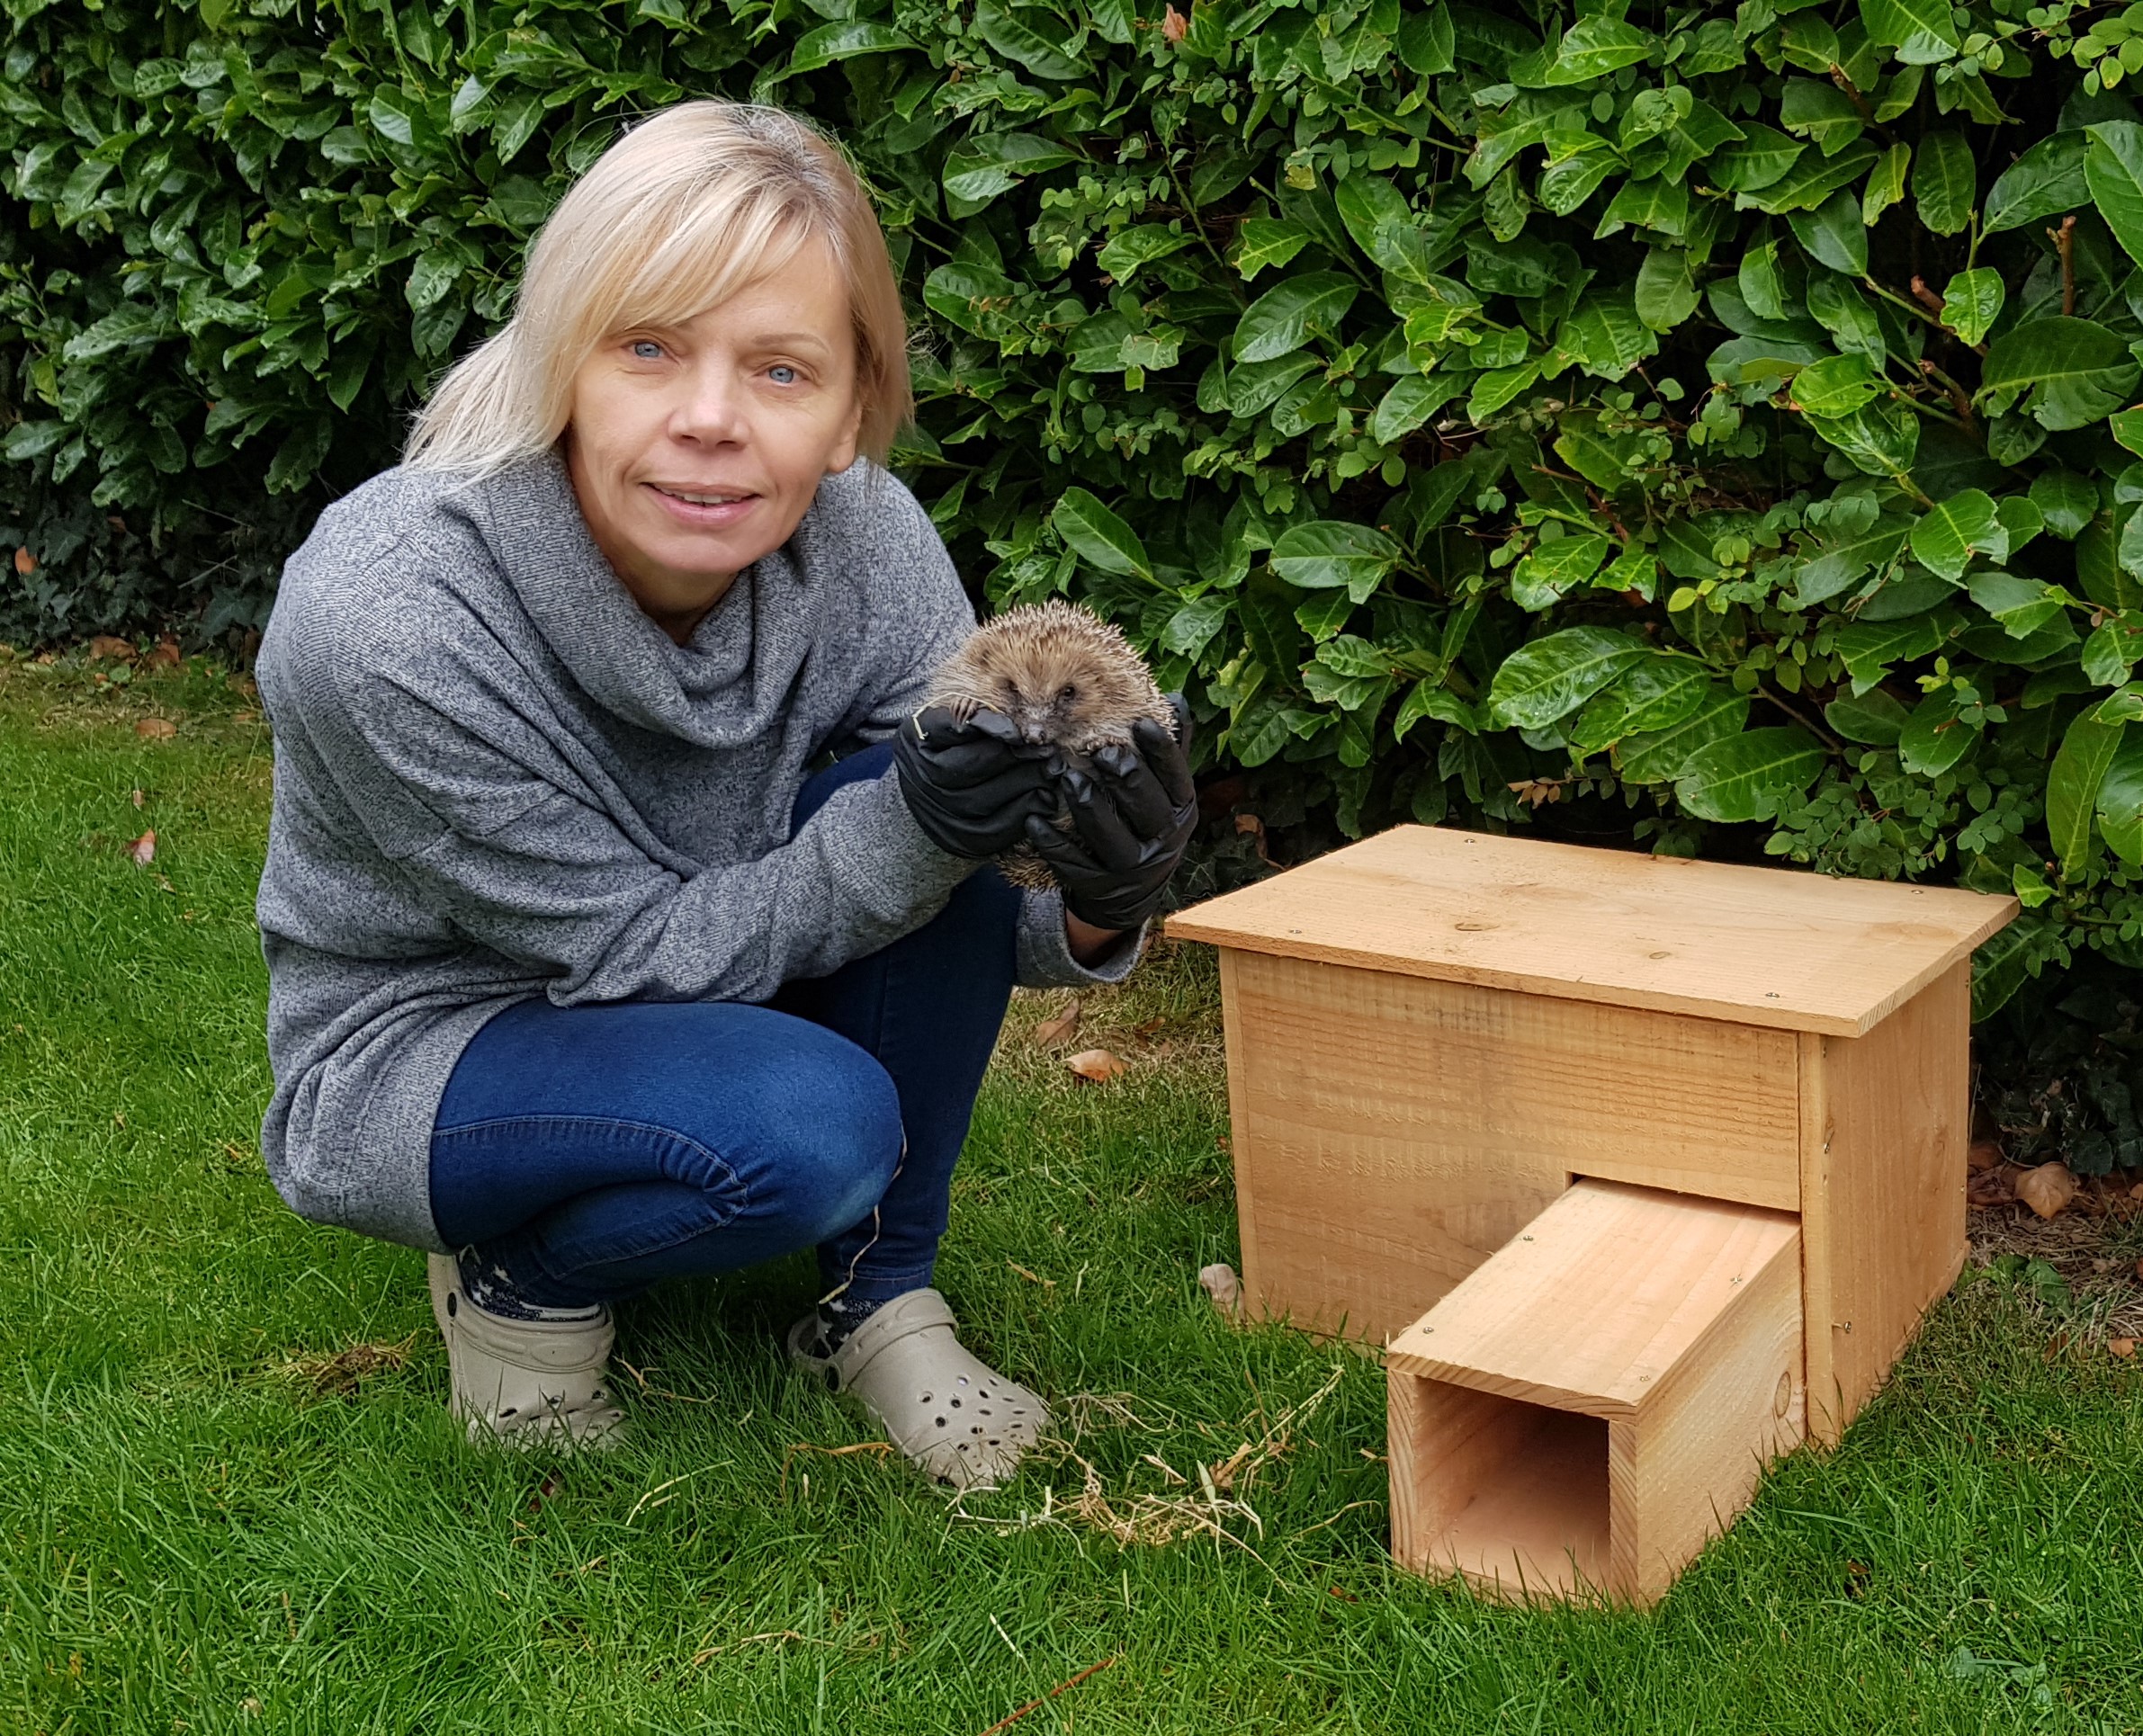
left=1169, top=826, right=2017, bottom=1600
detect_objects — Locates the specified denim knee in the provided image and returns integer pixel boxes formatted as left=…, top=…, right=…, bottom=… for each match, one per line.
left=756, top=1045, right=905, bottom=1246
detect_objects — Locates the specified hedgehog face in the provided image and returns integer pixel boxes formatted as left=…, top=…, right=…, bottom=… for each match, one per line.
left=992, top=650, right=1091, bottom=746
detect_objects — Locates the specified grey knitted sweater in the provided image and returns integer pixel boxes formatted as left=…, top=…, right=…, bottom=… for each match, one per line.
left=256, top=454, right=1130, bottom=1252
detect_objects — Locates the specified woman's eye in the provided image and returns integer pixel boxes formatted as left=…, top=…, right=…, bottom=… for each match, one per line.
left=768, top=363, right=799, bottom=385
left=630, top=339, right=663, bottom=361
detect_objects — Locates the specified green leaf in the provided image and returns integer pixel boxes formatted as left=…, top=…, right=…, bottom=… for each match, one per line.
left=921, top=261, right=1022, bottom=336
left=1484, top=626, right=1645, bottom=729
left=1368, top=374, right=1460, bottom=444
left=1335, top=175, right=1427, bottom=281
left=1791, top=351, right=1881, bottom=418
left=1968, top=570, right=2067, bottom=639
left=1911, top=488, right=2006, bottom=580
left=1233, top=219, right=1312, bottom=281
left=1538, top=14, right=1654, bottom=84
left=1897, top=692, right=1978, bottom=775
left=2084, top=617, right=2143, bottom=686
left=1595, top=176, right=1689, bottom=239
left=785, top=20, right=917, bottom=74
left=1977, top=318, right=2142, bottom=432
left=1825, top=687, right=1910, bottom=745
left=1397, top=5, right=1456, bottom=75
left=1569, top=657, right=1709, bottom=750
left=1466, top=361, right=1541, bottom=421
left=2049, top=712, right=2127, bottom=874
left=1052, top=488, right=1152, bottom=581
left=1984, top=132, right=2089, bottom=234
left=2031, top=470, right=2099, bottom=540
left=1513, top=532, right=1612, bottom=603
left=1807, top=398, right=1919, bottom=476
left=1787, top=190, right=1870, bottom=277
left=1912, top=131, right=1976, bottom=235
left=1941, top=267, right=2004, bottom=347
left=1863, top=140, right=1911, bottom=225
left=1538, top=142, right=1619, bottom=216
left=1739, top=238, right=1785, bottom=322
left=1860, top=0, right=1960, bottom=64
left=971, top=2, right=1089, bottom=80
left=1096, top=225, right=1192, bottom=281
left=1555, top=292, right=1657, bottom=380
left=1232, top=273, right=1358, bottom=363
left=1780, top=80, right=1866, bottom=157
left=1836, top=612, right=1953, bottom=690
left=1738, top=140, right=1879, bottom=214
left=1618, top=689, right=1749, bottom=782
left=2086, top=122, right=2143, bottom=269
left=1270, top=522, right=1403, bottom=604
left=2096, top=732, right=2143, bottom=865
left=1675, top=727, right=1828, bottom=822
left=1710, top=125, right=1806, bottom=194
left=943, top=132, right=1078, bottom=210
left=1635, top=248, right=1697, bottom=332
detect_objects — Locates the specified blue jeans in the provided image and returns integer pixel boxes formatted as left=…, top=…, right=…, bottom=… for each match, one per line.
left=426, top=745, right=1021, bottom=1311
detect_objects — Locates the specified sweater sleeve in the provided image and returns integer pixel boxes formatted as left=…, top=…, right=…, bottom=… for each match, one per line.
left=307, top=668, right=974, bottom=1007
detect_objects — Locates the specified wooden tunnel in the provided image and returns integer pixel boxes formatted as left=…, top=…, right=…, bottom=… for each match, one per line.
left=1168, top=826, right=2017, bottom=1605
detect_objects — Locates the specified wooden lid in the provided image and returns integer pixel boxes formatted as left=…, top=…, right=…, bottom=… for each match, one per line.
left=1167, top=826, right=2017, bottom=1037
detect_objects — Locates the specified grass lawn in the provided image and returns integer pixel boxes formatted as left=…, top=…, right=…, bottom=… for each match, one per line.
left=4, top=648, right=2143, bottom=1735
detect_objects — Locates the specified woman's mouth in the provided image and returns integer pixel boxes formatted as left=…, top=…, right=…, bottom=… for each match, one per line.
left=649, top=483, right=759, bottom=524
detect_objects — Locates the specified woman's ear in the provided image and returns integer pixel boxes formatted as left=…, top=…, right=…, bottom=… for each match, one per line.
left=826, top=390, right=864, bottom=476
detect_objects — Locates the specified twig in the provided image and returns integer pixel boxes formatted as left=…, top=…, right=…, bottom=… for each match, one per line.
left=1919, top=358, right=1977, bottom=428
left=2051, top=214, right=2077, bottom=317
left=780, top=1440, right=894, bottom=1498
left=973, top=1656, right=1118, bottom=1736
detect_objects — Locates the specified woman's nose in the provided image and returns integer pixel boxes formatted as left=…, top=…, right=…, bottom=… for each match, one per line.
left=669, top=360, right=749, bottom=444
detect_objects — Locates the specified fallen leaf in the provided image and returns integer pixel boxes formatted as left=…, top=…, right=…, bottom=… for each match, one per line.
left=88, top=634, right=136, bottom=663
left=135, top=717, right=176, bottom=739
left=1007, top=1260, right=1055, bottom=1288
left=1197, top=1260, right=1242, bottom=1321
left=126, top=829, right=156, bottom=866
left=1967, top=1138, right=2004, bottom=1172
left=2131, top=1184, right=2143, bottom=1200
left=13, top=546, right=34, bottom=575
left=1067, top=1047, right=1125, bottom=1082
left=1133, top=1015, right=1167, bottom=1038
left=1034, top=999, right=1081, bottom=1046
left=130, top=787, right=144, bottom=809
left=146, top=636, right=181, bottom=668
left=2015, top=1161, right=2078, bottom=1221
left=34, top=650, right=55, bottom=665
left=2111, top=1338, right=2138, bottom=1359
left=1162, top=3, right=1188, bottom=40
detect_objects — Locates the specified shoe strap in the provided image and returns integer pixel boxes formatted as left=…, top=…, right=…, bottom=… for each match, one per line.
left=827, top=1288, right=955, bottom=1392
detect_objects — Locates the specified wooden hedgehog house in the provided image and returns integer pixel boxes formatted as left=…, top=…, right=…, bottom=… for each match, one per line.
left=1166, top=827, right=2018, bottom=1606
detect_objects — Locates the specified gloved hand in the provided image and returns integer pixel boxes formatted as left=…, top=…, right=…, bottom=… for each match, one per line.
left=1024, top=699, right=1197, bottom=932
left=892, top=706, right=1058, bottom=859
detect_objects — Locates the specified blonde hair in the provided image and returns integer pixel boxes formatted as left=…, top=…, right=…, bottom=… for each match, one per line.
left=405, top=101, right=910, bottom=472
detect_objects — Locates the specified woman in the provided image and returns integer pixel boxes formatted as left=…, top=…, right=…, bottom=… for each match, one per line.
left=254, top=101, right=1195, bottom=1489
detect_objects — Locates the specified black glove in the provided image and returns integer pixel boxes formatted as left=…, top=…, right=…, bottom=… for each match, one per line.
left=892, top=705, right=1058, bottom=859
left=1024, top=699, right=1197, bottom=931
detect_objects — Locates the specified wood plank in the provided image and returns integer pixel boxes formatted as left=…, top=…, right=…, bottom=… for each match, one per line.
left=1170, top=827, right=2017, bottom=1037
left=1798, top=959, right=1971, bottom=1445
left=1227, top=953, right=1799, bottom=1343
left=1387, top=1180, right=1801, bottom=1416
left=1610, top=1239, right=1803, bottom=1603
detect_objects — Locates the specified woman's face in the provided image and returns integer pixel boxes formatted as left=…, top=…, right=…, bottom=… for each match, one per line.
left=565, top=238, right=864, bottom=643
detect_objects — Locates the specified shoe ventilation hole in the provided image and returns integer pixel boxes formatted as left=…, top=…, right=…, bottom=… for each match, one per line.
left=957, top=1376, right=970, bottom=1387
left=950, top=1399, right=961, bottom=1409
left=936, top=1416, right=947, bottom=1427
left=446, top=1294, right=458, bottom=1318
left=500, top=1406, right=519, bottom=1418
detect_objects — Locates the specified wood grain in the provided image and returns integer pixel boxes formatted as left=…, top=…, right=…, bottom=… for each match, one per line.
left=1170, top=826, right=2017, bottom=1037
left=1225, top=952, right=1799, bottom=1341
left=1799, top=957, right=1972, bottom=1445
left=1387, top=1180, right=1804, bottom=1606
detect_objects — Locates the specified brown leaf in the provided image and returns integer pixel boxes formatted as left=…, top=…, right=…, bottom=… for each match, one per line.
left=1034, top=999, right=1081, bottom=1046
left=1161, top=3, right=1188, bottom=40
left=134, top=717, right=176, bottom=740
left=1197, top=1261, right=1242, bottom=1321
left=126, top=829, right=156, bottom=867
left=2110, top=1338, right=2138, bottom=1359
left=1967, top=1138, right=2004, bottom=1173
left=13, top=546, right=35, bottom=576
left=2015, top=1161, right=2079, bottom=1221
left=130, top=787, right=145, bottom=809
left=1067, top=1047, right=1125, bottom=1082
left=88, top=634, right=136, bottom=663
left=146, top=637, right=181, bottom=669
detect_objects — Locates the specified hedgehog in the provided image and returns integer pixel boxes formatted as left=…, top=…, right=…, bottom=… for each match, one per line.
left=922, top=598, right=1175, bottom=893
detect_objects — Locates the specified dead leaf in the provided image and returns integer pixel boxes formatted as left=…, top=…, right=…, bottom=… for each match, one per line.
left=88, top=635, right=136, bottom=663
left=126, top=830, right=156, bottom=867
left=2111, top=1338, right=2138, bottom=1359
left=282, top=1333, right=417, bottom=1394
left=1007, top=1260, right=1055, bottom=1288
left=2015, top=1161, right=2079, bottom=1221
left=146, top=637, right=181, bottom=669
left=13, top=546, right=35, bottom=576
left=1133, top=1015, right=1167, bottom=1038
left=1034, top=999, right=1081, bottom=1046
left=1967, top=1138, right=2004, bottom=1172
left=1067, top=1047, right=1125, bottom=1082
left=134, top=717, right=176, bottom=740
left=130, top=787, right=145, bottom=809
left=1162, top=3, right=1188, bottom=40
left=1198, top=1261, right=1242, bottom=1321
left=2131, top=1184, right=2143, bottom=1200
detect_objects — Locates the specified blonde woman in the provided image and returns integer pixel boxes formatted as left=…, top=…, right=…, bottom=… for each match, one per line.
left=254, top=102, right=1196, bottom=1486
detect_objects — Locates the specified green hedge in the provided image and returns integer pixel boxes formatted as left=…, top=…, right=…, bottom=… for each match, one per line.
left=11, top=0, right=2143, bottom=1055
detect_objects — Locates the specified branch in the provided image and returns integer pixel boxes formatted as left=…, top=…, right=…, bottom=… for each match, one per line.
left=2050, top=213, right=2077, bottom=317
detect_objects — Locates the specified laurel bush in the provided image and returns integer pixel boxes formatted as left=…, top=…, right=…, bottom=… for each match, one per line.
left=14, top=0, right=2143, bottom=1026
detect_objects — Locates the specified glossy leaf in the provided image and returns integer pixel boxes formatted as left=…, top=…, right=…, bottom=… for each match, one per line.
left=1674, top=727, right=1827, bottom=821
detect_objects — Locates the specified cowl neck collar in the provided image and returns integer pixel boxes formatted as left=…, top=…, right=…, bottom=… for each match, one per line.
left=461, top=452, right=819, bottom=747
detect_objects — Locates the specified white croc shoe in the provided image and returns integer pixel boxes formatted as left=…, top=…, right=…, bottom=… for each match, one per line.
left=787, top=1287, right=1049, bottom=1490
left=427, top=1253, right=626, bottom=1450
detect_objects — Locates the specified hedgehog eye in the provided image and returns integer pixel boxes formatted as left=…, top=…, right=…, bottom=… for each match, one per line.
left=1059, top=684, right=1078, bottom=702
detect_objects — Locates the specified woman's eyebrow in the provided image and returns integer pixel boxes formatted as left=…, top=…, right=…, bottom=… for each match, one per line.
left=739, top=329, right=838, bottom=352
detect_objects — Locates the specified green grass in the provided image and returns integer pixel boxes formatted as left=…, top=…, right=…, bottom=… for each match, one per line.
left=4, top=648, right=2143, bottom=1735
